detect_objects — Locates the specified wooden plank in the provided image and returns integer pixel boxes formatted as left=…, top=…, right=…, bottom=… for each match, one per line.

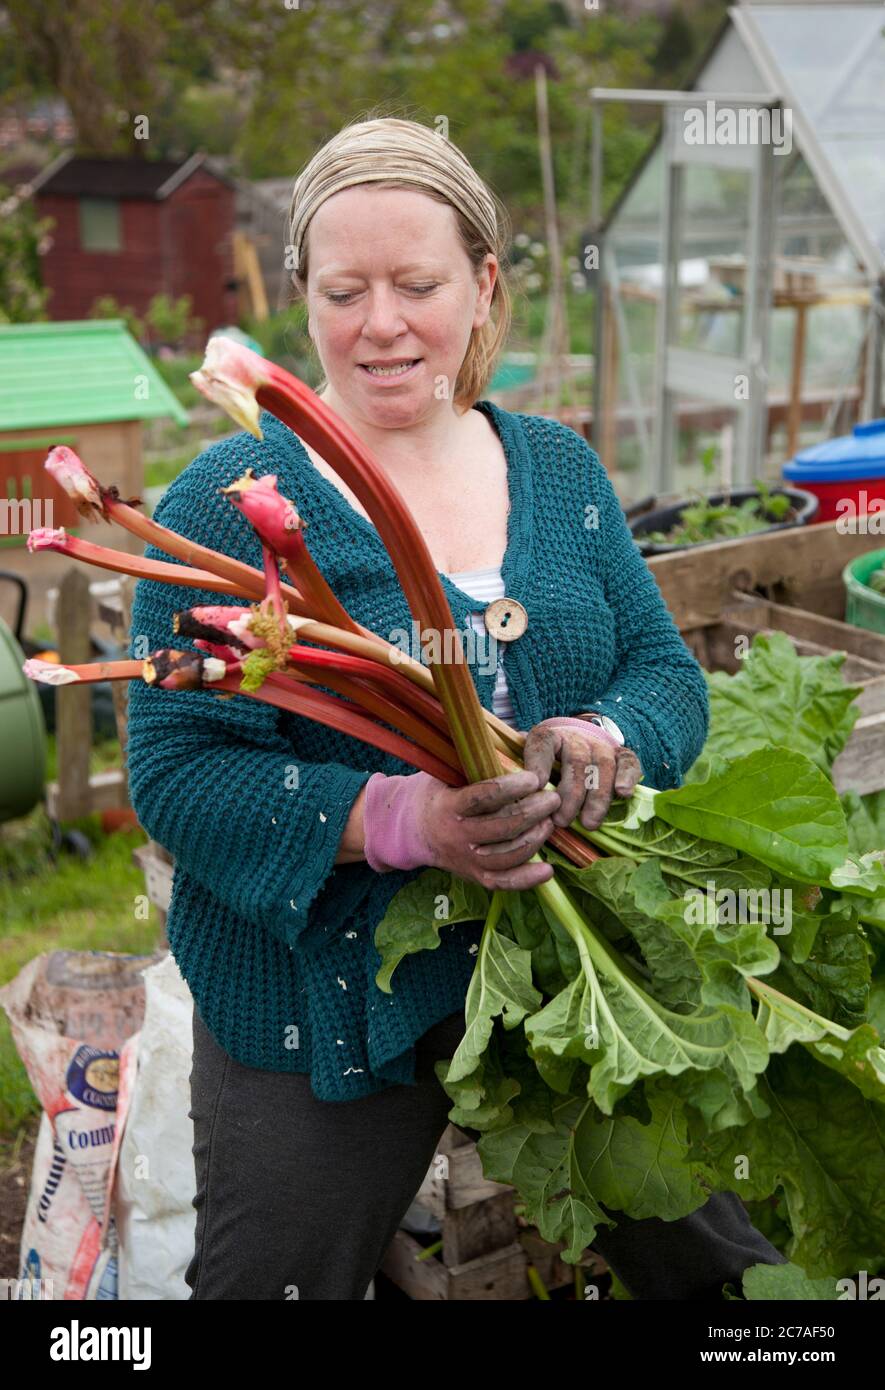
left=705, top=618, right=885, bottom=680
left=706, top=618, right=885, bottom=683
left=722, top=591, right=885, bottom=664
left=446, top=1241, right=530, bottom=1300
left=442, top=1191, right=517, bottom=1267
left=45, top=768, right=127, bottom=821
left=414, top=1164, right=447, bottom=1221
left=444, top=1143, right=515, bottom=1211
left=55, top=568, right=93, bottom=821
left=646, top=521, right=885, bottom=633
left=415, top=1141, right=513, bottom=1213
left=380, top=1231, right=533, bottom=1301
left=853, top=676, right=885, bottom=717
left=379, top=1230, right=449, bottom=1301
left=110, top=576, right=135, bottom=761
left=831, top=712, right=885, bottom=795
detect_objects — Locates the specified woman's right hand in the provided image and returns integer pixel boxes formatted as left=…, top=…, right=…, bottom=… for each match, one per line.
left=362, top=769, right=560, bottom=890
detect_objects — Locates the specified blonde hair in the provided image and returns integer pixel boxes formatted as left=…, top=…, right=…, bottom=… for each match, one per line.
left=286, top=115, right=512, bottom=412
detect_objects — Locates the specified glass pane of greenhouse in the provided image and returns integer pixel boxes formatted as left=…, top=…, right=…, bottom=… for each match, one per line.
left=606, top=147, right=663, bottom=498
left=597, top=1, right=885, bottom=501
left=749, top=3, right=885, bottom=265
left=673, top=165, right=753, bottom=359
left=766, top=153, right=870, bottom=469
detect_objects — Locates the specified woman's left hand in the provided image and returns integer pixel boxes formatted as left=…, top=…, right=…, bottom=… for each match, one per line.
left=521, top=717, right=643, bottom=832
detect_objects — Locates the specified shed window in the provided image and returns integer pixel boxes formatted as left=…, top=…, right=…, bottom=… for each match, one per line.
left=79, top=198, right=121, bottom=252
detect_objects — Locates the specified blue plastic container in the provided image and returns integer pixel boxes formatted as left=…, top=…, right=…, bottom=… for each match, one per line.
left=782, top=419, right=885, bottom=522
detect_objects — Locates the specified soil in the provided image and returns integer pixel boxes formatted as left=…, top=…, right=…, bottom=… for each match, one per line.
left=0, top=1115, right=38, bottom=1280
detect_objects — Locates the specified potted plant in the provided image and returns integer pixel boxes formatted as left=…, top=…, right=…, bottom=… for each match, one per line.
left=628, top=443, right=819, bottom=555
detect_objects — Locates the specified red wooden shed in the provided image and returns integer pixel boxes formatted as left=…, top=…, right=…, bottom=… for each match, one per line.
left=29, top=152, right=240, bottom=347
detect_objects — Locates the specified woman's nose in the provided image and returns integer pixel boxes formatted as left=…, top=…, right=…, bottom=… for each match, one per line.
left=362, top=286, right=408, bottom=339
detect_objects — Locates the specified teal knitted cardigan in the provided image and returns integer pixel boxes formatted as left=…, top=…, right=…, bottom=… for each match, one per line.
left=126, top=401, right=710, bottom=1102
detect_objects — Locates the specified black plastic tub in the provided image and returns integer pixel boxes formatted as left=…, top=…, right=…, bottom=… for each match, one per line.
left=628, top=485, right=820, bottom=555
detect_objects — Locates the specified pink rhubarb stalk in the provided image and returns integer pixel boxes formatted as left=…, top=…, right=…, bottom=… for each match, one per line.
left=141, top=648, right=460, bottom=782
left=21, top=654, right=596, bottom=865
left=42, top=445, right=314, bottom=617
left=221, top=469, right=360, bottom=634
left=190, top=337, right=502, bottom=783
left=26, top=528, right=260, bottom=598
left=42, top=443, right=525, bottom=760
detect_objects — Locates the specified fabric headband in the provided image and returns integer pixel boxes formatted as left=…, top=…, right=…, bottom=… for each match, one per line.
left=287, top=122, right=499, bottom=278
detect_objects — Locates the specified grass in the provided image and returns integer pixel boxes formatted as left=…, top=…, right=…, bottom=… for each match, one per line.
left=0, top=737, right=163, bottom=1141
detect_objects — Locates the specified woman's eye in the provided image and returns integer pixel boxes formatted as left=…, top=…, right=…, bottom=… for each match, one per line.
left=325, top=284, right=438, bottom=305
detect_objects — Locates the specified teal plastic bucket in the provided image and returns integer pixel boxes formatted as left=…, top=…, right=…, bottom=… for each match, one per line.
left=842, top=548, right=885, bottom=635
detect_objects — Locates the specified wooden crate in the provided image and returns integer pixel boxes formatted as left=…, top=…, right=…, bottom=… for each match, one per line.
left=378, top=1124, right=596, bottom=1300
left=646, top=519, right=885, bottom=795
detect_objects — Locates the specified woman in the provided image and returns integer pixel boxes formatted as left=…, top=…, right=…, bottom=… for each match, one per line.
left=126, top=116, right=786, bottom=1300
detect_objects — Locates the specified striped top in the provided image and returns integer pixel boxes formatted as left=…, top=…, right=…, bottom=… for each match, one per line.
left=444, top=563, right=516, bottom=722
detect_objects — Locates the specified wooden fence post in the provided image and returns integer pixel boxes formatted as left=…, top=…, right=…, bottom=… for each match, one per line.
left=55, top=567, right=92, bottom=821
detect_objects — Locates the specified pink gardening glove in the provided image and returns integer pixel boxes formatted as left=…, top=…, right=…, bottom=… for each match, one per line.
left=522, top=717, right=643, bottom=832
left=362, top=769, right=563, bottom=891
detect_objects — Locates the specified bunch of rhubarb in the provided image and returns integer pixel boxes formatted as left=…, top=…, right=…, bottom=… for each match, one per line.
left=24, top=339, right=885, bottom=1289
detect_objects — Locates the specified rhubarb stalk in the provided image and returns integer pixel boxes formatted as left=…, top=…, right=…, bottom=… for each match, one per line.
left=190, top=337, right=502, bottom=783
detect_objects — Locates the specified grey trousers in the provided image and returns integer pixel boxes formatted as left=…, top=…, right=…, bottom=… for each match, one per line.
left=185, top=1003, right=788, bottom=1301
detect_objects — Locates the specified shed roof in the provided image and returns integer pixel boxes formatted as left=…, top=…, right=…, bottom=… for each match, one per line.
left=599, top=1, right=885, bottom=275
left=0, top=320, right=190, bottom=431
left=29, top=151, right=237, bottom=200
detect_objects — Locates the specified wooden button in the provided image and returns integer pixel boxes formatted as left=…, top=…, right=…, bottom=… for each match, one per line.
left=483, top=597, right=528, bottom=641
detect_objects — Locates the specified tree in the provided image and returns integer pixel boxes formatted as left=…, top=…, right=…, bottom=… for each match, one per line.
left=0, top=184, right=53, bottom=323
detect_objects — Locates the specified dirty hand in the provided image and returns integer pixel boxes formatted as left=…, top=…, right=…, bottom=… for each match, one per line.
left=521, top=717, right=643, bottom=832
left=362, top=769, right=562, bottom=890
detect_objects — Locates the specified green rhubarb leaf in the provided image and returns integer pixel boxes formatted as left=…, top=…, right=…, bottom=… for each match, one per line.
left=653, top=748, right=849, bottom=884
left=445, top=896, right=542, bottom=1085
left=524, top=950, right=769, bottom=1115
left=476, top=1096, right=616, bottom=1262
left=700, top=631, right=861, bottom=774
left=373, top=869, right=488, bottom=993
left=579, top=1078, right=715, bottom=1222
left=741, top=1262, right=840, bottom=1300
left=870, top=976, right=885, bottom=1038
left=504, top=889, right=578, bottom=997
left=687, top=1048, right=885, bottom=1278
left=583, top=794, right=743, bottom=868
left=525, top=1038, right=582, bottom=1095
left=565, top=856, right=703, bottom=1012
left=763, top=898, right=871, bottom=1025
left=840, top=788, right=885, bottom=856
left=435, top=1025, right=521, bottom=1131
left=649, top=888, right=780, bottom=1012
left=671, top=1066, right=772, bottom=1132
left=829, top=849, right=885, bottom=896
left=837, top=891, right=885, bottom=933
left=750, top=976, right=885, bottom=1103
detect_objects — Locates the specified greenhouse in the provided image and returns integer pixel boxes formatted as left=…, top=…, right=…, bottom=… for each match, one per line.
left=591, top=0, right=885, bottom=504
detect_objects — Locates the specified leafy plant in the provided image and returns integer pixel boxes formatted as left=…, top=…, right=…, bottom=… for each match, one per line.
left=0, top=183, right=53, bottom=324
left=144, top=293, right=203, bottom=351
left=643, top=480, right=795, bottom=547
left=866, top=562, right=885, bottom=597
left=88, top=294, right=146, bottom=343
left=373, top=634, right=885, bottom=1276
